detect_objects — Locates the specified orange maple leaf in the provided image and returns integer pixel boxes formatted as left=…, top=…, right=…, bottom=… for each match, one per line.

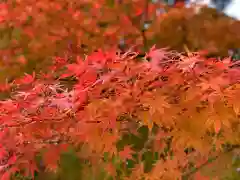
left=214, top=119, right=221, bottom=134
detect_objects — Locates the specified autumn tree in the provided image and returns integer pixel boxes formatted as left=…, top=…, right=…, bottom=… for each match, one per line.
left=0, top=46, right=239, bottom=179
left=146, top=6, right=240, bottom=57
left=0, top=0, right=159, bottom=82
left=1, top=0, right=239, bottom=85
left=0, top=1, right=240, bottom=179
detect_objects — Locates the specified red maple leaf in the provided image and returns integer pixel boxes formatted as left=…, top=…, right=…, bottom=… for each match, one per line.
left=0, top=167, right=18, bottom=180
left=16, top=72, right=35, bottom=85
left=119, top=146, right=134, bottom=161
left=145, top=45, right=169, bottom=71
left=0, top=3, right=8, bottom=23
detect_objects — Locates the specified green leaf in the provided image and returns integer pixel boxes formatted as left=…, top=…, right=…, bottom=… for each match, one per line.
left=106, top=0, right=114, bottom=7
left=12, top=28, right=22, bottom=41
left=58, top=149, right=83, bottom=180
left=0, top=34, right=10, bottom=49
left=142, top=151, right=157, bottom=173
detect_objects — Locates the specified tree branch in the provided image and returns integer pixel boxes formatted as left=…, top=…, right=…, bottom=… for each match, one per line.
left=182, top=144, right=240, bottom=179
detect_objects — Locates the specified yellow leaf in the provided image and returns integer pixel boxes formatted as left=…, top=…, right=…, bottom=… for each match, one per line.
left=233, top=104, right=240, bottom=115
left=139, top=111, right=153, bottom=131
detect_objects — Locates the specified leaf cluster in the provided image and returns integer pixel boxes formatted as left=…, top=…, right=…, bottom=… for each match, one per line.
left=1, top=1, right=240, bottom=83
left=0, top=47, right=239, bottom=179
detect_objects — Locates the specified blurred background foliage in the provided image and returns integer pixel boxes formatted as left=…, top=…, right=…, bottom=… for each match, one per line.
left=147, top=6, right=240, bottom=57
left=0, top=0, right=240, bottom=83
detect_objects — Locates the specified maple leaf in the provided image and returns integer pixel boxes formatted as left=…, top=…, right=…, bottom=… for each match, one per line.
left=27, top=162, right=38, bottom=178
left=43, top=148, right=61, bottom=172
left=145, top=45, right=169, bottom=71
left=141, top=92, right=170, bottom=115
left=15, top=91, right=32, bottom=100
left=17, top=72, right=35, bottom=85
left=0, top=83, right=10, bottom=92
left=73, top=85, right=88, bottom=106
left=119, top=146, right=134, bottom=161
left=0, top=100, right=19, bottom=113
left=214, top=119, right=221, bottom=134
left=87, top=49, right=107, bottom=66
left=49, top=97, right=73, bottom=110
left=66, top=63, right=85, bottom=77
left=79, top=69, right=98, bottom=88
left=177, top=55, right=201, bottom=72
left=105, top=163, right=116, bottom=177
left=7, top=154, right=17, bottom=165
left=214, top=57, right=232, bottom=70
left=0, top=3, right=8, bottom=23
left=198, top=76, right=229, bottom=95
left=98, top=72, right=115, bottom=84
left=193, top=172, right=211, bottom=180
left=64, top=56, right=86, bottom=78
left=48, top=88, right=74, bottom=110
left=134, top=7, right=144, bottom=16
left=17, top=55, right=27, bottom=65
left=0, top=167, right=18, bottom=180
left=139, top=111, right=154, bottom=131
left=0, top=165, right=7, bottom=173
left=0, top=147, right=7, bottom=160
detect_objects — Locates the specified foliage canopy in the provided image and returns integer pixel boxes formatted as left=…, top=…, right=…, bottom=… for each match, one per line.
left=0, top=1, right=240, bottom=82
left=0, top=0, right=240, bottom=179
left=0, top=47, right=240, bottom=179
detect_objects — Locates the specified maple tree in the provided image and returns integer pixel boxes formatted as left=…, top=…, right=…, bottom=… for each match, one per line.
left=0, top=46, right=239, bottom=179
left=1, top=0, right=240, bottom=85
left=0, top=0, right=159, bottom=82
left=146, top=6, right=240, bottom=57
left=0, top=0, right=240, bottom=179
